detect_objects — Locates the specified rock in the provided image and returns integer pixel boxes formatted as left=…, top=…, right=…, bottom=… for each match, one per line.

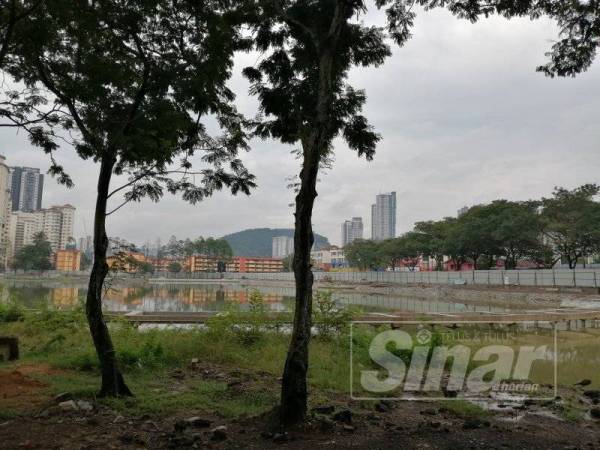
left=273, top=432, right=289, bottom=443
left=113, top=415, right=126, bottom=424
left=53, top=393, right=72, bottom=403
left=260, top=431, right=273, bottom=440
left=58, top=400, right=78, bottom=411
left=332, top=409, right=352, bottom=424
left=576, top=379, right=592, bottom=387
left=211, top=425, right=227, bottom=441
left=590, top=408, right=600, bottom=419
left=183, top=416, right=211, bottom=428
left=583, top=390, right=600, bottom=400
left=342, top=425, right=355, bottom=432
left=429, top=421, right=441, bottom=428
left=420, top=408, right=437, bottom=416
left=312, top=405, right=335, bottom=415
left=191, top=358, right=199, bottom=365
left=76, top=401, right=93, bottom=412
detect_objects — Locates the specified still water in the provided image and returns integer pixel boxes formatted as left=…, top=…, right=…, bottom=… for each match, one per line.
left=2, top=280, right=600, bottom=389
left=0, top=281, right=522, bottom=314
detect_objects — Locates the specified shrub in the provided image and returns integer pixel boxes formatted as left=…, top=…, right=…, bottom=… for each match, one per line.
left=313, top=291, right=353, bottom=339
left=0, top=301, right=24, bottom=323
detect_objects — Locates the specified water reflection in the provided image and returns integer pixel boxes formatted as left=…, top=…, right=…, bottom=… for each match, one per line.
left=0, top=281, right=543, bottom=314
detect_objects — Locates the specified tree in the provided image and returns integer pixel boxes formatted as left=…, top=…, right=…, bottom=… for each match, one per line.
left=381, top=232, right=427, bottom=271
left=344, top=239, right=384, bottom=270
left=245, top=0, right=412, bottom=424
left=12, top=231, right=52, bottom=271
left=167, top=261, right=182, bottom=273
left=486, top=200, right=543, bottom=269
left=8, top=0, right=255, bottom=397
left=414, top=219, right=454, bottom=271
left=541, top=184, right=600, bottom=268
left=134, top=260, right=154, bottom=275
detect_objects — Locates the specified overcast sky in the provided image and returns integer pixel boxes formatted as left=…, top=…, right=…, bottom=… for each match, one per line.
left=1, top=8, right=599, bottom=247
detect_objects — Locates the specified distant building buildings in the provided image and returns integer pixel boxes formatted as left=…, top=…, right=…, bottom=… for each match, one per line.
left=311, top=246, right=346, bottom=270
left=9, top=166, right=43, bottom=212
left=6, top=204, right=75, bottom=262
left=55, top=249, right=81, bottom=272
left=0, top=156, right=12, bottom=265
left=38, top=204, right=75, bottom=251
left=228, top=256, right=283, bottom=273
left=106, top=251, right=147, bottom=273
left=187, top=254, right=284, bottom=273
left=341, top=217, right=363, bottom=247
left=371, top=192, right=396, bottom=241
left=79, top=235, right=93, bottom=258
left=272, top=236, right=294, bottom=258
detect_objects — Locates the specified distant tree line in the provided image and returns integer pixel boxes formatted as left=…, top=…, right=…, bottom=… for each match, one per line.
left=160, top=235, right=233, bottom=260
left=345, top=185, right=600, bottom=271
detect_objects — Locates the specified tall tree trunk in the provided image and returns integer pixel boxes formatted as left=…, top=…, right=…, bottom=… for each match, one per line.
left=280, top=146, right=320, bottom=426
left=280, top=14, right=346, bottom=424
left=86, top=155, right=132, bottom=397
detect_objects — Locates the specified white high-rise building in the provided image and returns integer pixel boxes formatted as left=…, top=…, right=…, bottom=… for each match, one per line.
left=371, top=192, right=396, bottom=241
left=272, top=236, right=294, bottom=258
left=341, top=217, right=363, bottom=247
left=6, top=204, right=75, bottom=261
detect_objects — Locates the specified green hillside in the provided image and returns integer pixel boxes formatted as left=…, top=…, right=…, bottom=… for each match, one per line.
left=222, top=228, right=330, bottom=257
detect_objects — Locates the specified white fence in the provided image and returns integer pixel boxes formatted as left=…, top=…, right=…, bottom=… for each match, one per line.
left=154, top=269, right=600, bottom=288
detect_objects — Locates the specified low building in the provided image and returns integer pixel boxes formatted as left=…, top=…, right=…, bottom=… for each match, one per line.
left=187, top=254, right=221, bottom=272
left=311, top=246, right=346, bottom=271
left=228, top=256, right=283, bottom=273
left=106, top=251, right=147, bottom=273
left=55, top=249, right=81, bottom=272
left=151, top=256, right=188, bottom=272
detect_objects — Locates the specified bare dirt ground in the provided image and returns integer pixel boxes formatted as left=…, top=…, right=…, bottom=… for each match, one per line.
left=2, top=363, right=600, bottom=450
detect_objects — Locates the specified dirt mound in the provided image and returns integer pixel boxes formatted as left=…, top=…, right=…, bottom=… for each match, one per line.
left=0, top=364, right=60, bottom=410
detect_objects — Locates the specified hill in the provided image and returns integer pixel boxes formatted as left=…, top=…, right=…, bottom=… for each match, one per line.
left=222, top=228, right=330, bottom=257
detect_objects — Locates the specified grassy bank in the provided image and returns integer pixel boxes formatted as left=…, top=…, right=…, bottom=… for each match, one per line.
left=0, top=293, right=387, bottom=419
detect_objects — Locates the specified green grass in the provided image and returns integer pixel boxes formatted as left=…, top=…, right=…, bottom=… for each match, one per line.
left=439, top=400, right=490, bottom=418
left=0, top=305, right=360, bottom=418
left=0, top=408, right=19, bottom=420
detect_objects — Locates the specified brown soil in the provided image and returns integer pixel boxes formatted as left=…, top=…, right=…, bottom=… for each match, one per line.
left=1, top=399, right=599, bottom=449
left=0, top=364, right=60, bottom=409
left=1, top=363, right=600, bottom=449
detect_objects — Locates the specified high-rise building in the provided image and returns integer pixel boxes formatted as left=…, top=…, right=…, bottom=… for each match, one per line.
left=371, top=192, right=396, bottom=241
left=272, top=236, right=294, bottom=258
left=79, top=235, right=93, bottom=258
left=6, top=204, right=75, bottom=261
left=9, top=166, right=44, bottom=212
left=0, top=156, right=12, bottom=266
left=341, top=217, right=363, bottom=247
left=39, top=204, right=75, bottom=251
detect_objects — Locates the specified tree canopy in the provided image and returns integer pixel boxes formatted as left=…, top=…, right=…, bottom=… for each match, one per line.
left=12, top=232, right=53, bottom=271
left=345, top=185, right=600, bottom=271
